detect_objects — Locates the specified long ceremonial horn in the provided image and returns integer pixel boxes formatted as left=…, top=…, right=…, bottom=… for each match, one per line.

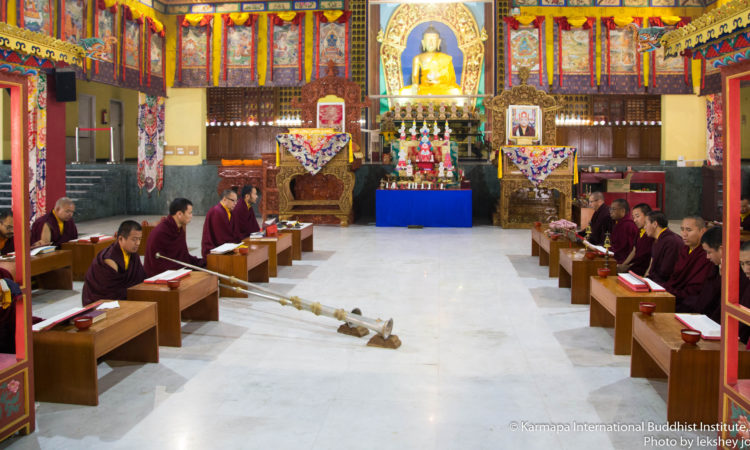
left=155, top=252, right=394, bottom=339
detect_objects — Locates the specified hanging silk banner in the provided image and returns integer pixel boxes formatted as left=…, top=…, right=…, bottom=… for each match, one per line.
left=268, top=12, right=304, bottom=86
left=27, top=73, right=47, bottom=223
left=314, top=10, right=350, bottom=79
left=176, top=14, right=213, bottom=87
left=646, top=17, right=692, bottom=94
left=19, top=0, right=54, bottom=36
left=91, top=0, right=118, bottom=84
left=221, top=13, right=258, bottom=87
left=504, top=16, right=546, bottom=90
left=121, top=5, right=143, bottom=90
left=553, top=17, right=596, bottom=94
left=144, top=17, right=166, bottom=97
left=602, top=17, right=644, bottom=93
left=706, top=93, right=723, bottom=167
left=137, top=93, right=165, bottom=193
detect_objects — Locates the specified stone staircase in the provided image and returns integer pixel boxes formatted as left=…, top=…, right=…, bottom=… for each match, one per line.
left=0, top=165, right=128, bottom=221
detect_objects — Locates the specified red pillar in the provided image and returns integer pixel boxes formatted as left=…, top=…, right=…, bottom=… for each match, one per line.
left=45, top=74, right=66, bottom=206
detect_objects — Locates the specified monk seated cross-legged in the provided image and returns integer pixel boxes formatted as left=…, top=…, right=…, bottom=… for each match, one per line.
left=643, top=210, right=684, bottom=284
left=609, top=198, right=639, bottom=266
left=662, top=216, right=713, bottom=300
left=233, top=185, right=261, bottom=239
left=30, top=197, right=78, bottom=247
left=580, top=192, right=612, bottom=246
left=617, top=203, right=654, bottom=275
left=144, top=198, right=205, bottom=277
left=81, top=220, right=145, bottom=306
left=201, top=189, right=240, bottom=258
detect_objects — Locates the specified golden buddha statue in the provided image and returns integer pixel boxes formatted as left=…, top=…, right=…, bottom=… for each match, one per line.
left=399, top=26, right=462, bottom=97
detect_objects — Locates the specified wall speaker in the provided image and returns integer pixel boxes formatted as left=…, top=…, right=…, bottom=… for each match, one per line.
left=54, top=70, right=76, bottom=102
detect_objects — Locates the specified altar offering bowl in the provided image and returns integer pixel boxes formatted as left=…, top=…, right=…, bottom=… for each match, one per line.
left=639, top=302, right=656, bottom=315
left=74, top=317, right=92, bottom=331
left=584, top=251, right=597, bottom=260
left=597, top=267, right=611, bottom=278
left=534, top=221, right=542, bottom=230
left=681, top=329, right=701, bottom=345
left=89, top=236, right=100, bottom=244
left=167, top=279, right=181, bottom=290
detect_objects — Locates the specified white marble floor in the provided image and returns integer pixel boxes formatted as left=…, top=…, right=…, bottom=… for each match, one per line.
left=3, top=216, right=714, bottom=449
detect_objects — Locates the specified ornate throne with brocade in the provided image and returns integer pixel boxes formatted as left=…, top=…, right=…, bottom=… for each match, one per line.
left=487, top=68, right=573, bottom=228
left=278, top=62, right=367, bottom=226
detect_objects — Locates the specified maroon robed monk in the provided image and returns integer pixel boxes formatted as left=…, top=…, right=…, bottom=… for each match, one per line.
left=618, top=203, right=654, bottom=275
left=644, top=210, right=683, bottom=284
left=580, top=192, right=612, bottom=246
left=201, top=189, right=240, bottom=258
left=742, top=197, right=750, bottom=231
left=30, top=197, right=78, bottom=247
left=145, top=198, right=205, bottom=277
left=663, top=216, right=713, bottom=300
left=0, top=210, right=14, bottom=255
left=233, top=185, right=261, bottom=238
left=675, top=226, right=725, bottom=321
left=608, top=199, right=638, bottom=264
left=82, top=220, right=145, bottom=306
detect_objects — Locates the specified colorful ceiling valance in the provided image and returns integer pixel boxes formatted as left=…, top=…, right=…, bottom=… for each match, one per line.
left=662, top=0, right=750, bottom=58
left=0, top=22, right=85, bottom=68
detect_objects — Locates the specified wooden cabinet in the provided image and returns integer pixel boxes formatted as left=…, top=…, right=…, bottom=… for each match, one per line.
left=701, top=165, right=723, bottom=222
left=207, top=126, right=287, bottom=161
left=556, top=125, right=661, bottom=162
left=217, top=154, right=280, bottom=221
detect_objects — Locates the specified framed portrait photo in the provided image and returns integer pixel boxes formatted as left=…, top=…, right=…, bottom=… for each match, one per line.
left=317, top=102, right=345, bottom=132
left=507, top=105, right=541, bottom=143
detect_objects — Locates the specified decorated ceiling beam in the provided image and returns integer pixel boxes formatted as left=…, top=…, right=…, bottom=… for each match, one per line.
left=0, top=22, right=85, bottom=67
left=662, top=0, right=750, bottom=57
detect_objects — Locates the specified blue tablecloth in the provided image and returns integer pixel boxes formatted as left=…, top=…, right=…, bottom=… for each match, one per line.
left=376, top=189, right=472, bottom=227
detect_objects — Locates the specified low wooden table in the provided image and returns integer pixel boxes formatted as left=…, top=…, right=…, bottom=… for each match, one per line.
left=127, top=272, right=219, bottom=347
left=631, top=313, right=750, bottom=425
left=243, top=234, right=293, bottom=277
left=531, top=227, right=542, bottom=257
left=539, top=234, right=582, bottom=277
left=0, top=250, right=74, bottom=289
left=279, top=223, right=313, bottom=260
left=137, top=223, right=156, bottom=256
left=33, top=301, right=159, bottom=406
left=558, top=248, right=617, bottom=304
left=590, top=276, right=675, bottom=355
left=206, top=245, right=270, bottom=298
left=61, top=239, right=114, bottom=281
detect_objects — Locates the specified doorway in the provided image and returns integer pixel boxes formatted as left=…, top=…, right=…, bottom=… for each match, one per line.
left=109, top=99, right=123, bottom=162
left=73, top=93, right=95, bottom=162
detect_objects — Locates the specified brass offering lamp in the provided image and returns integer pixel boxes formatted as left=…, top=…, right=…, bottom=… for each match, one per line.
left=603, top=232, right=612, bottom=266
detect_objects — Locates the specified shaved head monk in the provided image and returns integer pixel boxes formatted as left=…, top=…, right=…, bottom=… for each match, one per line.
left=609, top=198, right=638, bottom=265
left=0, top=210, right=13, bottom=255
left=617, top=203, right=653, bottom=275
left=644, top=211, right=683, bottom=284
left=234, top=185, right=261, bottom=238
left=582, top=192, right=612, bottom=246
left=742, top=196, right=750, bottom=231
left=201, top=189, right=239, bottom=258
left=144, top=198, right=205, bottom=277
left=31, top=197, right=78, bottom=247
left=739, top=241, right=750, bottom=343
left=82, top=220, right=145, bottom=306
left=662, top=215, right=713, bottom=299
left=676, top=226, right=723, bottom=321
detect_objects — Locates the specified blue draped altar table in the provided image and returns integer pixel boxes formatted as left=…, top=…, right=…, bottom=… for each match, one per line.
left=375, top=190, right=472, bottom=227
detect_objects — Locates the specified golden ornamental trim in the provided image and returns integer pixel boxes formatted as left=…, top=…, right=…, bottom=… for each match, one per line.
left=662, top=0, right=750, bottom=57
left=0, top=22, right=86, bottom=67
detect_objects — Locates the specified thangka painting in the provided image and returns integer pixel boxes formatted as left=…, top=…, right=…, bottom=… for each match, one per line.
left=269, top=19, right=304, bottom=86
left=318, top=21, right=346, bottom=78
left=91, top=3, right=117, bottom=84
left=648, top=19, right=692, bottom=94
left=554, top=19, right=596, bottom=93
left=20, top=0, right=53, bottom=35
left=151, top=34, right=163, bottom=76
left=143, top=21, right=166, bottom=97
left=223, top=22, right=257, bottom=87
left=60, top=0, right=86, bottom=44
left=706, top=93, right=723, bottom=166
left=505, top=17, right=546, bottom=90
left=121, top=13, right=143, bottom=90
left=177, top=23, right=212, bottom=87
left=602, top=20, right=644, bottom=93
